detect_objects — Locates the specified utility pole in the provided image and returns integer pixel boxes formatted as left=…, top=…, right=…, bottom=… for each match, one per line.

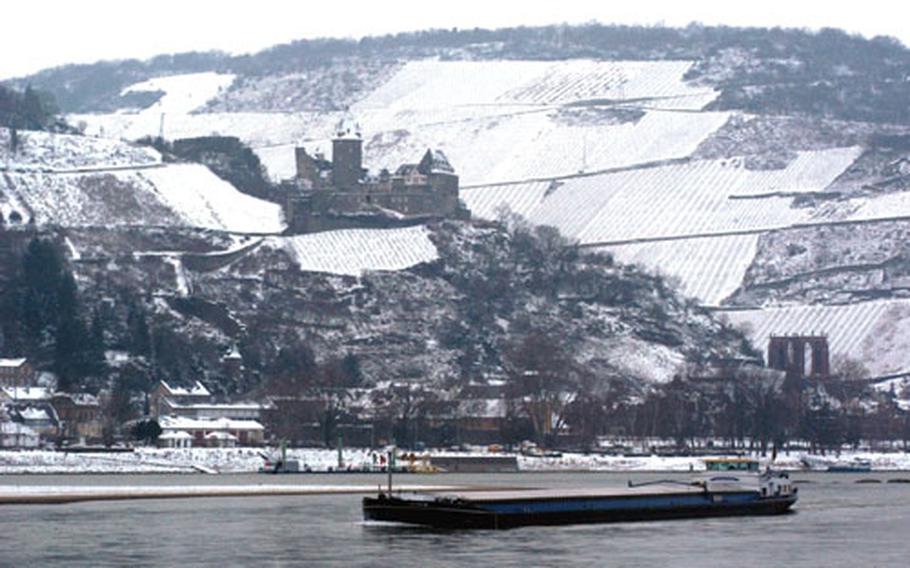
left=158, top=113, right=166, bottom=141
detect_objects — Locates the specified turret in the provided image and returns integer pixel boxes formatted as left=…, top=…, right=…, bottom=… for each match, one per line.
left=332, top=115, right=363, bottom=190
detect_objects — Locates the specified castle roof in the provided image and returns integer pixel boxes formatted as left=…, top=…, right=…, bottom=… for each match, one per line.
left=394, top=163, right=420, bottom=176
left=418, top=149, right=455, bottom=175
left=335, top=114, right=362, bottom=140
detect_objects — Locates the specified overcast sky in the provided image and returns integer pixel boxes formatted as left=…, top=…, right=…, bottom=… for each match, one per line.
left=3, top=0, right=908, bottom=80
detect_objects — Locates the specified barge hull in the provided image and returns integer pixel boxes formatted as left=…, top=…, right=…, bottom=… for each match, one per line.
left=363, top=494, right=797, bottom=530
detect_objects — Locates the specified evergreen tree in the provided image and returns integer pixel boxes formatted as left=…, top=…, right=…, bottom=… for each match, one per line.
left=20, top=238, right=66, bottom=351
left=53, top=273, right=88, bottom=393
left=88, top=309, right=108, bottom=376
left=125, top=299, right=151, bottom=357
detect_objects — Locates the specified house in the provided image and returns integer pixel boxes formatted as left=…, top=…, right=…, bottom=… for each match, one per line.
left=51, top=393, right=101, bottom=442
left=0, top=358, right=35, bottom=387
left=457, top=398, right=507, bottom=445
left=0, top=421, right=40, bottom=448
left=158, top=416, right=264, bottom=447
left=158, top=430, right=193, bottom=449
left=14, top=406, right=57, bottom=438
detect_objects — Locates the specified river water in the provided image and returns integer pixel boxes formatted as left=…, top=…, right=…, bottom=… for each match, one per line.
left=1, top=471, right=908, bottom=567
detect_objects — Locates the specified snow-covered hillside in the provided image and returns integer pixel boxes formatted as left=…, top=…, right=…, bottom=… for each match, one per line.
left=71, top=60, right=724, bottom=185
left=1, top=163, right=284, bottom=233
left=121, top=72, right=236, bottom=116
left=0, top=127, right=160, bottom=171
left=465, top=147, right=861, bottom=242
left=55, top=57, right=910, bottom=378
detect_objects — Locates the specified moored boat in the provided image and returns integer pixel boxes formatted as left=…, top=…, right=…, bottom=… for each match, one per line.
left=827, top=458, right=872, bottom=473
left=363, top=457, right=797, bottom=529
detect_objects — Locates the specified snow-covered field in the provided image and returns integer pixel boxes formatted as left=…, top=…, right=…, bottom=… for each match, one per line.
left=0, top=127, right=160, bottom=171
left=2, top=447, right=909, bottom=475
left=722, top=299, right=910, bottom=376
left=0, top=163, right=285, bottom=233
left=120, top=72, right=236, bottom=116
left=355, top=60, right=717, bottom=110
left=598, top=234, right=761, bottom=305
left=464, top=147, right=862, bottom=245
left=270, top=225, right=439, bottom=276
left=71, top=60, right=726, bottom=186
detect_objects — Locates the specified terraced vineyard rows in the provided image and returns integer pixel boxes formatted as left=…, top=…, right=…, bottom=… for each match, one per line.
left=463, top=147, right=860, bottom=245
left=273, top=226, right=439, bottom=276
left=599, top=234, right=760, bottom=305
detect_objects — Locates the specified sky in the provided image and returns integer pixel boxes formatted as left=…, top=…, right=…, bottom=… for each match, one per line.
left=2, top=0, right=909, bottom=80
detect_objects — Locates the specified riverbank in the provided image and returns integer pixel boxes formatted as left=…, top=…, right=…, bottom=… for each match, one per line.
left=2, top=447, right=910, bottom=474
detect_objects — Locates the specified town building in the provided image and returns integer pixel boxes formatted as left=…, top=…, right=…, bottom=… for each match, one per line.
left=284, top=116, right=470, bottom=233
left=150, top=380, right=271, bottom=421
left=0, top=358, right=35, bottom=388
left=150, top=380, right=270, bottom=446
left=149, top=380, right=211, bottom=418
left=51, top=393, right=101, bottom=443
left=158, top=416, right=265, bottom=447
left=0, top=421, right=39, bottom=448
left=1, top=386, right=59, bottom=441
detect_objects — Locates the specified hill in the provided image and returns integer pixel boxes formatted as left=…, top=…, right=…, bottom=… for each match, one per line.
left=6, top=22, right=910, bottom=389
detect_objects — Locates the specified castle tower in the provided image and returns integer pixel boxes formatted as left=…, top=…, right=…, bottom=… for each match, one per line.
left=332, top=115, right=363, bottom=190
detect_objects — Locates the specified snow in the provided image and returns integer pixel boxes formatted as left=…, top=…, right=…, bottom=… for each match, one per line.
left=159, top=416, right=264, bottom=431
left=162, top=256, right=189, bottom=296
left=1, top=387, right=50, bottom=402
left=159, top=431, right=193, bottom=440
left=357, top=60, right=716, bottom=110
left=461, top=148, right=864, bottom=307
left=602, top=336, right=686, bottom=384
left=723, top=299, right=910, bottom=376
left=465, top=148, right=862, bottom=246
left=70, top=60, right=725, bottom=186
left=121, top=72, right=236, bottom=116
left=19, top=408, right=50, bottom=421
left=872, top=378, right=910, bottom=410
left=846, top=189, right=910, bottom=223
left=0, top=163, right=285, bottom=233
left=2, top=447, right=909, bottom=475
left=160, top=380, right=210, bottom=397
left=0, top=127, right=160, bottom=171
left=140, top=164, right=285, bottom=233
left=271, top=225, right=439, bottom=276
left=0, top=358, right=27, bottom=368
left=598, top=234, right=761, bottom=305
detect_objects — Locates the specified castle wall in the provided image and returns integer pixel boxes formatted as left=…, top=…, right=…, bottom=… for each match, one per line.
left=288, top=131, right=466, bottom=234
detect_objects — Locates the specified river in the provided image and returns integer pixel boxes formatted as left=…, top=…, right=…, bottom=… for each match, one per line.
left=1, top=472, right=908, bottom=567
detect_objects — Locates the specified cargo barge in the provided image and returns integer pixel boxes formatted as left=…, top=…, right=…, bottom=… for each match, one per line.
left=363, top=457, right=797, bottom=529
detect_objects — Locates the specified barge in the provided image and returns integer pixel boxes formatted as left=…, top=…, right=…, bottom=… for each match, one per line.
left=363, top=457, right=797, bottom=529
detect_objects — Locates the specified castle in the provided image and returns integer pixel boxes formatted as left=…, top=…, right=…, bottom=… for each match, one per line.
left=284, top=117, right=469, bottom=233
